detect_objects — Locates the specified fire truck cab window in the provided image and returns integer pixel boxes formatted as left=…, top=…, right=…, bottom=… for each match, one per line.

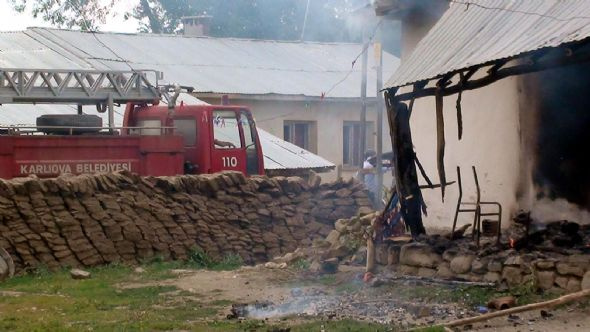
left=137, top=119, right=161, bottom=136
left=213, top=111, right=242, bottom=149
left=174, top=119, right=196, bottom=146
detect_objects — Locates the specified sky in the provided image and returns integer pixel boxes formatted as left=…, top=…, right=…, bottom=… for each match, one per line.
left=0, top=0, right=139, bottom=32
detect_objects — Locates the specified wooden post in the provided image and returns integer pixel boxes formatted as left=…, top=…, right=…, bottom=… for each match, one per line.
left=366, top=236, right=376, bottom=273
left=385, top=91, right=426, bottom=236
left=443, top=289, right=590, bottom=328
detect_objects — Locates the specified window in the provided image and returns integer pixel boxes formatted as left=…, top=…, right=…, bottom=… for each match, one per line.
left=213, top=110, right=242, bottom=149
left=343, top=121, right=375, bottom=167
left=283, top=121, right=317, bottom=152
left=174, top=119, right=196, bottom=146
left=136, top=119, right=161, bottom=136
left=240, top=112, right=256, bottom=149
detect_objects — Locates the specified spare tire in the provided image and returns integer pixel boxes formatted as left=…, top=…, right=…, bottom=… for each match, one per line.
left=36, top=114, right=103, bottom=135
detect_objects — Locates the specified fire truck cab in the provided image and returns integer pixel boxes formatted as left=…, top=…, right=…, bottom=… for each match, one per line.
left=123, top=103, right=264, bottom=176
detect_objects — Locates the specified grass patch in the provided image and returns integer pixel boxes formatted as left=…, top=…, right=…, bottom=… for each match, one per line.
left=293, top=258, right=311, bottom=271
left=186, top=248, right=243, bottom=271
left=0, top=262, right=228, bottom=331
left=412, top=327, right=446, bottom=332
left=210, top=299, right=233, bottom=306
left=288, top=319, right=394, bottom=331
left=210, top=253, right=243, bottom=271
left=206, top=319, right=395, bottom=332
left=318, top=275, right=338, bottom=286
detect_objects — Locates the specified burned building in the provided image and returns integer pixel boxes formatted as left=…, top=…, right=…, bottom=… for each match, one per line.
left=375, top=0, right=590, bottom=229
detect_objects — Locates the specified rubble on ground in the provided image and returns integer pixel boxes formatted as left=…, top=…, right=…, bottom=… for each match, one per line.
left=0, top=171, right=373, bottom=273
left=271, top=212, right=379, bottom=269
left=274, top=212, right=590, bottom=294
left=70, top=268, right=91, bottom=279
left=388, top=221, right=590, bottom=293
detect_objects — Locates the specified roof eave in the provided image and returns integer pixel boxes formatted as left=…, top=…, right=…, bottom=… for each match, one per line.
left=193, top=92, right=380, bottom=103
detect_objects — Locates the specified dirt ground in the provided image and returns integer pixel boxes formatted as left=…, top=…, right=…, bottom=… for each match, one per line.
left=2, top=262, right=590, bottom=331
left=124, top=264, right=590, bottom=331
left=468, top=308, right=590, bottom=332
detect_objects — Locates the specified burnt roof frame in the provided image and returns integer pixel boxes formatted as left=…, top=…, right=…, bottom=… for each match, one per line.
left=389, top=39, right=590, bottom=103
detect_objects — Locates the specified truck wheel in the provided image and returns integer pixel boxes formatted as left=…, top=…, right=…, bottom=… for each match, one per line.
left=36, top=114, right=103, bottom=135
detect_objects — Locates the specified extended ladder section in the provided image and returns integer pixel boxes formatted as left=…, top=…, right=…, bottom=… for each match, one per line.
left=0, top=68, right=161, bottom=104
left=0, top=68, right=162, bottom=131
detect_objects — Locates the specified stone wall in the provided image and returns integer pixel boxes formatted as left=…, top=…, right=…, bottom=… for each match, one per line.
left=386, top=243, right=590, bottom=292
left=0, top=171, right=373, bottom=272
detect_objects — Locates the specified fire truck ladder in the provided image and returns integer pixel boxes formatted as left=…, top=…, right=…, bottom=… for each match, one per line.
left=0, top=68, right=162, bottom=130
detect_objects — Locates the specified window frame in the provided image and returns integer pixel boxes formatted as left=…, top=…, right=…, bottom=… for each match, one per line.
left=212, top=110, right=243, bottom=150
left=173, top=117, right=197, bottom=147
left=342, top=121, right=375, bottom=168
left=283, top=120, right=317, bottom=153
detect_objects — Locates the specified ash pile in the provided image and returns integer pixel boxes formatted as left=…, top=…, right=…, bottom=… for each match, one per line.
left=226, top=281, right=466, bottom=327
left=0, top=171, right=373, bottom=273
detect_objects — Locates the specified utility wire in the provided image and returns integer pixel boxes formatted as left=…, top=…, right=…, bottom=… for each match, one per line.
left=256, top=110, right=301, bottom=123
left=300, top=0, right=311, bottom=41
left=70, top=0, right=135, bottom=71
left=448, top=0, right=590, bottom=22
left=322, top=19, right=383, bottom=98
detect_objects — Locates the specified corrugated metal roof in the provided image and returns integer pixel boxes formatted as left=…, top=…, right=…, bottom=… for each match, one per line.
left=7, top=28, right=399, bottom=99
left=0, top=31, right=90, bottom=69
left=257, top=129, right=334, bottom=171
left=386, top=0, right=590, bottom=88
left=0, top=93, right=334, bottom=172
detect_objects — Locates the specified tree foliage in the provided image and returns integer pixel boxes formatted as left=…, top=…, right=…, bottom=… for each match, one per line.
left=132, top=0, right=362, bottom=42
left=10, top=0, right=115, bottom=31
left=11, top=0, right=364, bottom=43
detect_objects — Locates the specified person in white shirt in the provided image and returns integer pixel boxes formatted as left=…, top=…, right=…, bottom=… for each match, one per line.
left=359, top=150, right=379, bottom=207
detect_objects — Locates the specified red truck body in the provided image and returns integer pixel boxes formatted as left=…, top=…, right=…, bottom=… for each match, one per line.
left=0, top=103, right=264, bottom=179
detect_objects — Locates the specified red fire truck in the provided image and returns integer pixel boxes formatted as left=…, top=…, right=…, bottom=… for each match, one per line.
left=0, top=69, right=264, bottom=179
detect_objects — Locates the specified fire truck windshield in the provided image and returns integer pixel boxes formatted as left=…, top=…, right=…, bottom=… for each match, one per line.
left=213, top=110, right=242, bottom=149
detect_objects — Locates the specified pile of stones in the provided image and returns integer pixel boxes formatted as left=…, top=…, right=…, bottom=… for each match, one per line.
left=384, top=232, right=590, bottom=292
left=272, top=212, right=378, bottom=269
left=0, top=171, right=373, bottom=273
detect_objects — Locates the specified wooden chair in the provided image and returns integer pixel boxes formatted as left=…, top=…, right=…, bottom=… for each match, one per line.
left=451, top=166, right=502, bottom=247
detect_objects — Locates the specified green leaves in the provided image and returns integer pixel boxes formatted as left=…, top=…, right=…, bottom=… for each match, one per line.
left=9, top=0, right=116, bottom=31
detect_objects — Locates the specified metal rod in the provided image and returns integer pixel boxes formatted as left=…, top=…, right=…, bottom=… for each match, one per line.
left=472, top=166, right=482, bottom=247
left=375, top=27, right=384, bottom=206
left=107, top=93, right=114, bottom=134
left=360, top=27, right=369, bottom=173
left=451, top=166, right=462, bottom=240
left=300, top=0, right=311, bottom=41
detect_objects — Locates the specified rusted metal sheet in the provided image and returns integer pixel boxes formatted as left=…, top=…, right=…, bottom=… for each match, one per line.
left=386, top=0, right=590, bottom=89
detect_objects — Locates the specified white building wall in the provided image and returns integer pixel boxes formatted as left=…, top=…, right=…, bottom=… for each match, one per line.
left=404, top=78, right=521, bottom=228
left=200, top=97, right=394, bottom=184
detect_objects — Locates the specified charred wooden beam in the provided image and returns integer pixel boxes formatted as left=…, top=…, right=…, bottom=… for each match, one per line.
left=391, top=43, right=590, bottom=102
left=408, top=81, right=427, bottom=116
left=456, top=77, right=463, bottom=140
left=385, top=91, right=426, bottom=236
left=435, top=77, right=449, bottom=202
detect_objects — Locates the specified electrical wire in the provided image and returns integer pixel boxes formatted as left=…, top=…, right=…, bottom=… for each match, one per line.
left=322, top=19, right=383, bottom=98
left=256, top=110, right=301, bottom=123
left=70, top=0, right=135, bottom=70
left=448, top=0, right=590, bottom=22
